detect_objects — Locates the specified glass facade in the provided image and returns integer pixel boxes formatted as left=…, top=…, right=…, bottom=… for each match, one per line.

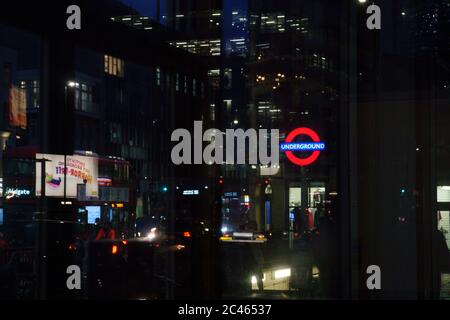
left=0, top=0, right=449, bottom=301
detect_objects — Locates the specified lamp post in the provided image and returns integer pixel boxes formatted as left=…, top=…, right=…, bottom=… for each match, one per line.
left=35, top=156, right=50, bottom=300
left=64, top=81, right=77, bottom=202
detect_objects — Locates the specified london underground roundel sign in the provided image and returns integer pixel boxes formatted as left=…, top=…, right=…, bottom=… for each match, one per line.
left=280, top=128, right=325, bottom=166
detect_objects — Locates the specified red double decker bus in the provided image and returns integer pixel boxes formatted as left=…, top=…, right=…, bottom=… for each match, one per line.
left=0, top=146, right=139, bottom=298
left=2, top=146, right=136, bottom=241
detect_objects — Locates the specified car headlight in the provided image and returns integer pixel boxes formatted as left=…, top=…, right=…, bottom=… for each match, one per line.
left=147, top=228, right=157, bottom=240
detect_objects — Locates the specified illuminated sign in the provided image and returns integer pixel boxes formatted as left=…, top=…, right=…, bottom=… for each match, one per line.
left=36, top=154, right=99, bottom=198
left=5, top=187, right=32, bottom=199
left=223, top=192, right=238, bottom=198
left=98, top=177, right=112, bottom=187
left=183, top=189, right=199, bottom=196
left=281, top=128, right=325, bottom=166
left=280, top=142, right=325, bottom=151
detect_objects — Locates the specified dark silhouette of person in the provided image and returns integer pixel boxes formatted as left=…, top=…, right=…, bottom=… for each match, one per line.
left=293, top=207, right=302, bottom=233
left=95, top=222, right=116, bottom=240
left=90, top=217, right=101, bottom=240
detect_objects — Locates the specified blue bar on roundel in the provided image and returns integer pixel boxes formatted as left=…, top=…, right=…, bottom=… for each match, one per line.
left=280, top=142, right=326, bottom=151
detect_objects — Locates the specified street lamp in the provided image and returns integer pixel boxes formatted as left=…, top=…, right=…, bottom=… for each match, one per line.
left=67, top=81, right=79, bottom=88
left=64, top=80, right=77, bottom=200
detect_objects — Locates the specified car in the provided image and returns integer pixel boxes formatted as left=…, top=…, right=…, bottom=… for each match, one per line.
left=220, top=231, right=267, bottom=243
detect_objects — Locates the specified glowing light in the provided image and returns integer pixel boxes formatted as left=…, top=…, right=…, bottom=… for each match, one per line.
left=274, top=268, right=291, bottom=279
left=183, top=231, right=191, bottom=238
left=283, top=128, right=324, bottom=166
left=251, top=275, right=266, bottom=284
left=147, top=228, right=157, bottom=240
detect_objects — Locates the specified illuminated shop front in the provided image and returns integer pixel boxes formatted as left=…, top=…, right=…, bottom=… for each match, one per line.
left=250, top=127, right=336, bottom=234
left=2, top=148, right=134, bottom=237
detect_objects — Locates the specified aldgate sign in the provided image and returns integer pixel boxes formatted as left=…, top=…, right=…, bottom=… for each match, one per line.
left=5, top=187, right=33, bottom=199
left=171, top=122, right=324, bottom=171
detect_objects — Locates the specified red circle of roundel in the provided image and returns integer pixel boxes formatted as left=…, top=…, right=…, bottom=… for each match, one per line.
left=285, top=127, right=321, bottom=166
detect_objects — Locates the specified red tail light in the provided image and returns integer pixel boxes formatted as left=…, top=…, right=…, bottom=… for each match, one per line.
left=112, top=245, right=118, bottom=255
left=183, top=231, right=191, bottom=238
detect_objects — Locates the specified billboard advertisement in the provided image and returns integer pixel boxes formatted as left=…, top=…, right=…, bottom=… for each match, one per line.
left=8, top=85, right=27, bottom=129
left=36, top=153, right=99, bottom=199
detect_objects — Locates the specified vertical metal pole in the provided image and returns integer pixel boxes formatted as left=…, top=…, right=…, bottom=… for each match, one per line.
left=339, top=0, right=358, bottom=299
left=289, top=220, right=294, bottom=250
left=37, top=158, right=47, bottom=300
left=37, top=33, right=50, bottom=300
left=63, top=86, right=67, bottom=202
left=64, top=154, right=67, bottom=201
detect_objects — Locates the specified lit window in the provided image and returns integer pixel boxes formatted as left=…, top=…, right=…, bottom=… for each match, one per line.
left=210, top=104, right=215, bottom=121
left=156, top=67, right=161, bottom=86
left=104, top=54, right=124, bottom=77
left=19, top=80, right=40, bottom=109
left=438, top=186, right=450, bottom=202
left=104, top=55, right=109, bottom=72
left=224, top=68, right=232, bottom=90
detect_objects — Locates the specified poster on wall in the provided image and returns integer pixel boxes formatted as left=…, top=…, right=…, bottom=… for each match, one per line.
left=9, top=85, right=27, bottom=129
left=35, top=153, right=99, bottom=199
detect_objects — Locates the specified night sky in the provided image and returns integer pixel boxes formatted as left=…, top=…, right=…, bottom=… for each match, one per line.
left=121, top=0, right=156, bottom=18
